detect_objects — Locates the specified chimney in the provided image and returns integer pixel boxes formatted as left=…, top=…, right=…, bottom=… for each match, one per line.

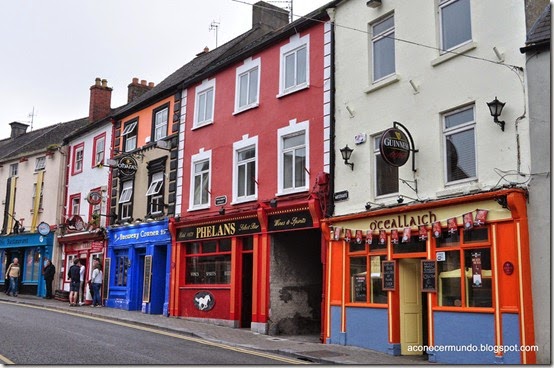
left=9, top=122, right=29, bottom=139
left=252, top=1, right=289, bottom=31
left=127, top=77, right=155, bottom=103
left=89, top=77, right=112, bottom=123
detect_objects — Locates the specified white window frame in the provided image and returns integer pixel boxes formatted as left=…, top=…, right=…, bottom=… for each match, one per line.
left=442, top=105, right=477, bottom=185
left=122, top=121, right=138, bottom=152
left=118, top=180, right=133, bottom=204
left=193, top=79, right=216, bottom=129
left=75, top=146, right=84, bottom=173
left=371, top=14, right=395, bottom=83
left=154, top=107, right=168, bottom=141
left=278, top=34, right=310, bottom=97
left=232, top=136, right=258, bottom=203
left=9, top=163, right=18, bottom=177
left=35, top=156, right=46, bottom=171
left=71, top=197, right=80, bottom=217
left=32, top=183, right=44, bottom=210
left=277, top=120, right=309, bottom=195
left=94, top=136, right=105, bottom=166
left=189, top=150, right=212, bottom=210
left=146, top=172, right=164, bottom=196
left=439, top=0, right=472, bottom=52
left=234, top=57, right=261, bottom=114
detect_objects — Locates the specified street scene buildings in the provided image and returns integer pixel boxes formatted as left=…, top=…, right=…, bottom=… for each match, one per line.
left=0, top=0, right=550, bottom=364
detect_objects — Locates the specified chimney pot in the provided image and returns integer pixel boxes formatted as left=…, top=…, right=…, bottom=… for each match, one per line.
left=101, top=79, right=108, bottom=88
left=140, top=80, right=147, bottom=86
left=128, top=78, right=155, bottom=103
left=95, top=77, right=101, bottom=86
left=148, top=82, right=155, bottom=88
left=132, top=77, right=139, bottom=84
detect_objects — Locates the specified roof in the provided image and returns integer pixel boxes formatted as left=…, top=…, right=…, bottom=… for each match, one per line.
left=0, top=117, right=89, bottom=163
left=113, top=0, right=339, bottom=119
left=521, top=4, right=551, bottom=52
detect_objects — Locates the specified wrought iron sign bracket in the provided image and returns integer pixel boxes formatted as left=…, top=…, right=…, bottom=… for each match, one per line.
left=393, top=121, right=419, bottom=172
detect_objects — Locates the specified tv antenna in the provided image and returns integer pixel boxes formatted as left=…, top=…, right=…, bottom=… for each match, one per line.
left=209, top=20, right=220, bottom=48
left=28, top=106, right=36, bottom=131
left=268, top=0, right=293, bottom=22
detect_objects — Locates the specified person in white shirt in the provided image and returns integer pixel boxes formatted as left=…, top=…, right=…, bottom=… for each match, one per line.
left=90, top=263, right=103, bottom=307
left=78, top=262, right=85, bottom=306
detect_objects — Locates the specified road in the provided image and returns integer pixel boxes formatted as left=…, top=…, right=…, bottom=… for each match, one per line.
left=0, top=302, right=307, bottom=365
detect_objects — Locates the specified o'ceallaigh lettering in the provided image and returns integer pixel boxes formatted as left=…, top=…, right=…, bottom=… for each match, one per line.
left=368, top=211, right=437, bottom=231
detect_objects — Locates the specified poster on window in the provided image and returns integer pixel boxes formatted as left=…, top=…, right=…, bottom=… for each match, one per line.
left=355, top=230, right=363, bottom=244
left=474, top=209, right=488, bottom=226
left=463, top=212, right=474, bottom=230
left=418, top=225, right=428, bottom=241
left=447, top=217, right=458, bottom=235
left=471, top=251, right=483, bottom=287
left=365, top=230, right=373, bottom=245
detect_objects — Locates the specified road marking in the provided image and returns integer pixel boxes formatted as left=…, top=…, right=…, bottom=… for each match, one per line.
left=0, top=301, right=310, bottom=365
left=0, top=353, right=14, bottom=365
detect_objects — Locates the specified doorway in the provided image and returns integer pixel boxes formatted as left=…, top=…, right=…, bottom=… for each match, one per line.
left=399, top=258, right=423, bottom=355
left=241, top=252, right=253, bottom=328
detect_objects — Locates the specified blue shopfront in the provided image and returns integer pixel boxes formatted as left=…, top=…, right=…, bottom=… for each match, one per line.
left=106, top=219, right=171, bottom=315
left=0, top=232, right=54, bottom=297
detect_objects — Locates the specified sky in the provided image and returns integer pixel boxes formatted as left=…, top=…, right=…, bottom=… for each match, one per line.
left=0, top=0, right=330, bottom=140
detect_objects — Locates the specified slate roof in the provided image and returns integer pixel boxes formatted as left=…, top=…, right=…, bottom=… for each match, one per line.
left=114, top=0, right=339, bottom=119
left=0, top=117, right=89, bottom=163
left=522, top=4, right=551, bottom=52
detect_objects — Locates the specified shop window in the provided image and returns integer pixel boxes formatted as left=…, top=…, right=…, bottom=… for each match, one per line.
left=464, top=248, right=492, bottom=307
left=0, top=250, right=6, bottom=277
left=24, top=247, right=41, bottom=282
left=393, top=234, right=426, bottom=254
left=114, top=251, right=129, bottom=287
left=371, top=14, right=395, bottom=83
left=185, top=239, right=231, bottom=285
left=122, top=120, right=138, bottom=152
left=242, top=237, right=253, bottom=251
left=463, top=227, right=488, bottom=243
left=443, top=105, right=476, bottom=183
left=438, top=251, right=461, bottom=306
left=374, top=134, right=398, bottom=196
left=349, top=255, right=387, bottom=304
left=439, top=0, right=472, bottom=52
left=436, top=229, right=461, bottom=247
left=349, top=241, right=366, bottom=253
left=152, top=104, right=169, bottom=142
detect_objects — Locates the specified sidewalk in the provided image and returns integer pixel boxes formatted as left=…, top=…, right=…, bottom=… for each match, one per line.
left=0, top=293, right=429, bottom=365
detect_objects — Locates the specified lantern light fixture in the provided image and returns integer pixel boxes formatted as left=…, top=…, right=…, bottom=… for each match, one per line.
left=486, top=97, right=506, bottom=131
left=339, top=145, right=354, bottom=171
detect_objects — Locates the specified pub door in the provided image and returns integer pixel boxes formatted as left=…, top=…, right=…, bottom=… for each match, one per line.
left=399, top=258, right=423, bottom=355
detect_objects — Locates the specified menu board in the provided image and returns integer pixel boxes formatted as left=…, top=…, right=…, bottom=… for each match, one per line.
left=352, top=275, right=367, bottom=302
left=421, top=260, right=437, bottom=292
left=102, top=258, right=110, bottom=300
left=142, top=255, right=152, bottom=303
left=382, top=261, right=396, bottom=291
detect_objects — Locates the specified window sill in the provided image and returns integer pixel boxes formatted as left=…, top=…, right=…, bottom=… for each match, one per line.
left=191, top=121, right=214, bottom=131
left=231, top=197, right=257, bottom=205
left=276, top=84, right=309, bottom=99
left=276, top=187, right=309, bottom=197
left=187, top=205, right=210, bottom=212
left=431, top=41, right=477, bottom=67
left=364, top=74, right=401, bottom=95
left=233, top=102, right=259, bottom=116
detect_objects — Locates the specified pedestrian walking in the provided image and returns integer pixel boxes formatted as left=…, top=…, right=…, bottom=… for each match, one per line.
left=5, top=258, right=20, bottom=297
left=67, top=259, right=81, bottom=306
left=90, top=263, right=103, bottom=307
left=42, top=259, right=56, bottom=299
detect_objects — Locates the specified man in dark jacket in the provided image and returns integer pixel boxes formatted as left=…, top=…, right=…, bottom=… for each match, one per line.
left=67, top=259, right=81, bottom=306
left=42, top=259, right=55, bottom=299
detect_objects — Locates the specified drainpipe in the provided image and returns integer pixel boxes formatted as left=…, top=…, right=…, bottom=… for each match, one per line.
left=326, top=7, right=336, bottom=218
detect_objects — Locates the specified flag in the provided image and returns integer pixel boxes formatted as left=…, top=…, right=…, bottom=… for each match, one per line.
left=355, top=230, right=363, bottom=244
left=447, top=217, right=458, bottom=235
left=379, top=230, right=387, bottom=245
left=432, top=221, right=442, bottom=238
left=365, top=230, right=373, bottom=245
left=418, top=225, right=428, bottom=241
left=402, top=227, right=411, bottom=243
left=345, top=229, right=352, bottom=242
left=391, top=229, right=399, bottom=244
left=463, top=212, right=474, bottom=230
left=474, top=209, right=489, bottom=226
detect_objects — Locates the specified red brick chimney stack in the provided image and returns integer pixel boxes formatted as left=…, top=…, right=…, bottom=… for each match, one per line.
left=127, top=77, right=155, bottom=103
left=89, top=77, right=112, bottom=123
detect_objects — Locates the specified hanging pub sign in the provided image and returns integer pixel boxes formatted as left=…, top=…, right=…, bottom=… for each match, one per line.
left=379, top=127, right=411, bottom=167
left=87, top=190, right=102, bottom=205
left=117, top=155, right=138, bottom=177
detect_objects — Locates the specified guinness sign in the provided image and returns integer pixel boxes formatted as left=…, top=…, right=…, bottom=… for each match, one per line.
left=379, top=127, right=411, bottom=167
left=118, top=155, right=138, bottom=177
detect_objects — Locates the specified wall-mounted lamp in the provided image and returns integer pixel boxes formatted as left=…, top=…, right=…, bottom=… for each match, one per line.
left=397, top=195, right=418, bottom=204
left=365, top=201, right=384, bottom=210
left=339, top=145, right=354, bottom=171
left=269, top=198, right=278, bottom=208
left=366, top=0, right=382, bottom=8
left=486, top=97, right=506, bottom=131
left=156, top=140, right=172, bottom=151
left=218, top=207, right=225, bottom=215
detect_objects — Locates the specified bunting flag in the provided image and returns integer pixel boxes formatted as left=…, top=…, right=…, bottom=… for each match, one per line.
left=345, top=229, right=352, bottom=242
left=463, top=212, right=474, bottom=230
left=333, top=226, right=342, bottom=241
left=365, top=230, right=373, bottom=245
left=418, top=225, right=428, bottom=241
left=391, top=229, right=399, bottom=244
left=432, top=221, right=442, bottom=238
left=447, top=217, right=458, bottom=234
left=402, top=227, right=411, bottom=243
left=379, top=230, right=387, bottom=245
left=355, top=230, right=363, bottom=244
left=474, top=209, right=489, bottom=226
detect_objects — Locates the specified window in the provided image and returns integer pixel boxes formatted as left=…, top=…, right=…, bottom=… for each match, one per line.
left=185, top=239, right=232, bottom=285
left=279, top=34, right=310, bottom=96
left=233, top=136, right=258, bottom=203
left=93, top=133, right=106, bottom=167
left=146, top=172, right=164, bottom=215
left=194, top=79, right=215, bottom=128
left=118, top=180, right=133, bottom=220
left=152, top=105, right=169, bottom=141
left=371, top=14, right=395, bottom=82
left=23, top=247, right=41, bottom=282
left=443, top=105, right=476, bottom=183
left=69, top=194, right=80, bottom=216
left=348, top=240, right=387, bottom=304
left=439, top=0, right=472, bottom=52
left=72, top=143, right=84, bottom=175
left=9, top=163, right=18, bottom=177
left=374, top=134, right=398, bottom=196
left=114, top=250, right=129, bottom=287
left=190, top=150, right=211, bottom=209
left=32, top=182, right=44, bottom=211
left=235, top=58, right=260, bottom=113
left=35, top=156, right=46, bottom=171
left=278, top=121, right=309, bottom=194
left=122, top=120, right=138, bottom=152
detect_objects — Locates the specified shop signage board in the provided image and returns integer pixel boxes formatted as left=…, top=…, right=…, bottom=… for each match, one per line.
left=382, top=260, right=396, bottom=291
left=268, top=210, right=313, bottom=232
left=193, top=291, right=215, bottom=311
left=117, top=155, right=138, bottom=177
left=421, top=260, right=437, bottom=292
left=214, top=196, right=227, bottom=206
left=109, top=221, right=170, bottom=246
left=334, top=190, right=349, bottom=201
left=177, top=217, right=261, bottom=241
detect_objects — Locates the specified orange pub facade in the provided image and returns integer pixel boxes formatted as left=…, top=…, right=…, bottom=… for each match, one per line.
left=322, top=188, right=536, bottom=364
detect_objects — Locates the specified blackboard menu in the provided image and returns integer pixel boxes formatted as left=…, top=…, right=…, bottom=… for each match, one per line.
left=352, top=275, right=367, bottom=302
left=102, top=258, right=110, bottom=300
left=421, top=260, right=437, bottom=292
left=142, top=255, right=152, bottom=303
left=382, top=261, right=396, bottom=291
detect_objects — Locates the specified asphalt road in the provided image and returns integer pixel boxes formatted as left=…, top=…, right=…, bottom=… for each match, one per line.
left=0, top=302, right=304, bottom=365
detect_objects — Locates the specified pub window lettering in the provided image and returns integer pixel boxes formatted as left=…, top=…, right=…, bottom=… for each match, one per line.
left=185, top=239, right=231, bottom=285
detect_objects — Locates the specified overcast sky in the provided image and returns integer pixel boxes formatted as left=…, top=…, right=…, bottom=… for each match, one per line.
left=0, top=0, right=330, bottom=140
